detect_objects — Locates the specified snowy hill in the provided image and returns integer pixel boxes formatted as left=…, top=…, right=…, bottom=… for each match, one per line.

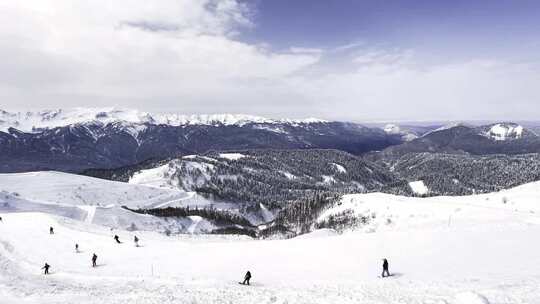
left=94, top=149, right=399, bottom=225
left=2, top=181, right=540, bottom=302
left=0, top=171, right=245, bottom=234
left=317, top=180, right=540, bottom=232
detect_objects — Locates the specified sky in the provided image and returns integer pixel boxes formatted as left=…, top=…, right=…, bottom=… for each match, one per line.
left=1, top=0, right=540, bottom=122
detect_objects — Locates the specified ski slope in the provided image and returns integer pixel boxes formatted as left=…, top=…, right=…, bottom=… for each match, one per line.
left=2, top=174, right=540, bottom=302
left=0, top=171, right=199, bottom=209
left=0, top=172, right=218, bottom=233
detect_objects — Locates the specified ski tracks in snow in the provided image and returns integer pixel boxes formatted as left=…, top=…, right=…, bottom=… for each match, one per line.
left=79, top=206, right=97, bottom=224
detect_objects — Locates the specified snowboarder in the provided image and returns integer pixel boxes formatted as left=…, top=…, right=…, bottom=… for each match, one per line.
left=134, top=235, right=139, bottom=247
left=49, top=227, right=54, bottom=234
left=241, top=271, right=252, bottom=285
left=75, top=243, right=79, bottom=253
left=92, top=253, right=97, bottom=267
left=114, top=235, right=121, bottom=243
left=381, top=258, right=390, bottom=278
left=42, top=263, right=50, bottom=275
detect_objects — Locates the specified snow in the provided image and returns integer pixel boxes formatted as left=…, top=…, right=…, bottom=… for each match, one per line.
left=129, top=164, right=178, bottom=189
left=218, top=153, right=245, bottom=160
left=252, top=124, right=288, bottom=134
left=258, top=203, right=275, bottom=222
left=383, top=124, right=418, bottom=141
left=332, top=163, right=347, bottom=173
left=279, top=170, right=296, bottom=179
left=0, top=171, right=220, bottom=232
left=3, top=174, right=540, bottom=302
left=320, top=175, right=336, bottom=184
left=484, top=123, right=524, bottom=141
left=0, top=171, right=194, bottom=210
left=455, top=292, right=491, bottom=304
left=383, top=124, right=401, bottom=134
left=422, top=122, right=465, bottom=137
left=409, top=180, right=429, bottom=195
left=0, top=108, right=328, bottom=132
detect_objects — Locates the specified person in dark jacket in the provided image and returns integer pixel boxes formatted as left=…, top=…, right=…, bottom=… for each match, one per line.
left=49, top=227, right=54, bottom=234
left=75, top=243, right=79, bottom=253
left=134, top=235, right=139, bottom=247
left=381, top=259, right=390, bottom=278
left=92, top=253, right=98, bottom=267
left=242, top=271, right=252, bottom=285
left=42, top=263, right=50, bottom=275
left=114, top=235, right=121, bottom=243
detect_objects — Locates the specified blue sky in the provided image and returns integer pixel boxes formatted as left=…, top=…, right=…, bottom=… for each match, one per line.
left=1, top=0, right=540, bottom=122
left=248, top=0, right=540, bottom=60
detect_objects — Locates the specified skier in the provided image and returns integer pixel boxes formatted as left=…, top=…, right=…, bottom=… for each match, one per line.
left=0, top=216, right=3, bottom=221
left=75, top=243, right=79, bottom=253
left=92, top=253, right=97, bottom=267
left=42, top=263, right=50, bottom=275
left=49, top=226, right=54, bottom=234
left=114, top=235, right=121, bottom=243
left=134, top=235, right=139, bottom=247
left=241, top=271, right=252, bottom=285
left=381, top=258, right=390, bottom=278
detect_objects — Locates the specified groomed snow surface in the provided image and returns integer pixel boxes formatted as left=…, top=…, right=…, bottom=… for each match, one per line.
left=3, top=173, right=540, bottom=302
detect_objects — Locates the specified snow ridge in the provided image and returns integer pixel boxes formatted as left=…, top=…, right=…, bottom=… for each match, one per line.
left=0, top=108, right=328, bottom=132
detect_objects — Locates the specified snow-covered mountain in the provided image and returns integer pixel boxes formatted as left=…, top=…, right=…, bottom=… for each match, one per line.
left=480, top=123, right=524, bottom=141
left=0, top=108, right=327, bottom=132
left=0, top=109, right=403, bottom=173
left=377, top=122, right=540, bottom=157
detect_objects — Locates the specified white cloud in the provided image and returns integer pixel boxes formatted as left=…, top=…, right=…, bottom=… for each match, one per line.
left=0, top=0, right=319, bottom=111
left=289, top=47, right=325, bottom=55
left=1, top=2, right=539, bottom=122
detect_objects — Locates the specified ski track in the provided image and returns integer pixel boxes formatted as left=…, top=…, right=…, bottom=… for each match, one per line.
left=79, top=206, right=97, bottom=224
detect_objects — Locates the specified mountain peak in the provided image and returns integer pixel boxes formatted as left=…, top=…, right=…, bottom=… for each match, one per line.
left=0, top=108, right=328, bottom=132
left=481, top=123, right=524, bottom=141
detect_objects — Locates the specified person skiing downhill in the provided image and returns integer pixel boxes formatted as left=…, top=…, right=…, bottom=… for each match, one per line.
left=114, top=235, right=121, bottom=243
left=49, top=227, right=54, bottom=234
left=42, top=263, right=50, bottom=275
left=241, top=271, right=252, bottom=285
left=134, top=235, right=139, bottom=247
left=381, top=259, right=390, bottom=278
left=75, top=243, right=79, bottom=253
left=92, top=253, right=97, bottom=267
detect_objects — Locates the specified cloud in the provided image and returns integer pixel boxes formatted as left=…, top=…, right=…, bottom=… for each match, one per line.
left=0, top=0, right=319, bottom=111
left=289, top=47, right=325, bottom=55
left=1, top=1, right=539, bottom=122
left=288, top=53, right=540, bottom=121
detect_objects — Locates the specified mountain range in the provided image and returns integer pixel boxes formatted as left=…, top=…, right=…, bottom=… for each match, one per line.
left=0, top=108, right=404, bottom=172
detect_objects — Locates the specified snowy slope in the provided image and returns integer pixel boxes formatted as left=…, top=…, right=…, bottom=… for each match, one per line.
left=3, top=181, right=540, bottom=302
left=318, top=180, right=540, bottom=232
left=0, top=172, right=223, bottom=233
left=0, top=108, right=328, bottom=132
left=0, top=171, right=197, bottom=209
